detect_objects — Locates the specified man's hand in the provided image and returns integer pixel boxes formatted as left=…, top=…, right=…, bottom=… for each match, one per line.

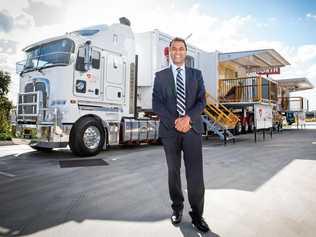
left=175, top=115, right=191, bottom=133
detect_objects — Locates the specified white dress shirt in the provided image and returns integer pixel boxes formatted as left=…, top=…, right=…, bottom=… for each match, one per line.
left=171, top=61, right=186, bottom=92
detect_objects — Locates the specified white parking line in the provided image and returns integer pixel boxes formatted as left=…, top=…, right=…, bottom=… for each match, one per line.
left=0, top=171, right=16, bottom=178
left=14, top=152, right=25, bottom=158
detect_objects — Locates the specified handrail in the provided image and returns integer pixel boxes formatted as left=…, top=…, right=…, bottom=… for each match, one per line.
left=218, top=76, right=277, bottom=104
left=204, top=92, right=239, bottom=129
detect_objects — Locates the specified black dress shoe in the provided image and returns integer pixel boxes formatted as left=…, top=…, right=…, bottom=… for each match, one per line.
left=170, top=211, right=183, bottom=225
left=192, top=217, right=210, bottom=233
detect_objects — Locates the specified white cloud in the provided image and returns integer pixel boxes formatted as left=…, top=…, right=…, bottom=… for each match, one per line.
left=306, top=13, right=316, bottom=20
left=14, top=12, right=34, bottom=29
left=256, top=17, right=277, bottom=29
left=294, top=44, right=316, bottom=63
left=31, top=0, right=64, bottom=7
left=0, top=0, right=29, bottom=15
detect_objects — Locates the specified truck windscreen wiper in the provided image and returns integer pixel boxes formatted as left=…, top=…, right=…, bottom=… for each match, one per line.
left=37, top=63, right=68, bottom=72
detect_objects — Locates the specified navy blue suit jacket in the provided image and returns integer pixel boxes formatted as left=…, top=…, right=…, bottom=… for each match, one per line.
left=152, top=66, right=206, bottom=138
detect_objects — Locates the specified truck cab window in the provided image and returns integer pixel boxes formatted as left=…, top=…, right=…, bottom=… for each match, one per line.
left=75, top=47, right=85, bottom=71
left=75, top=48, right=100, bottom=71
left=91, top=50, right=100, bottom=69
left=23, top=38, right=74, bottom=72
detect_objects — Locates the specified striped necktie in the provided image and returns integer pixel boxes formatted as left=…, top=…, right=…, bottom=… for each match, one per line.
left=176, top=67, right=186, bottom=116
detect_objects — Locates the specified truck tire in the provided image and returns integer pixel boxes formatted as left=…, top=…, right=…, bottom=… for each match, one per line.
left=31, top=146, right=53, bottom=152
left=69, top=117, right=105, bottom=157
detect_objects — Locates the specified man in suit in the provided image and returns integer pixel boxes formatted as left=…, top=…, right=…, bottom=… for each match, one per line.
left=152, top=37, right=209, bottom=233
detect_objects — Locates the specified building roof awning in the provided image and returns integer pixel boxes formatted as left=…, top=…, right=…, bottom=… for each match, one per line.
left=219, top=49, right=290, bottom=72
left=275, top=77, right=314, bottom=92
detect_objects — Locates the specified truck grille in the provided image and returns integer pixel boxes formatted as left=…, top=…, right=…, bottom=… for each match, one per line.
left=17, top=82, right=47, bottom=122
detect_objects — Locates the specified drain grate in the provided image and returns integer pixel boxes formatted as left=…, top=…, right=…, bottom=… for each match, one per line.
left=59, top=159, right=109, bottom=168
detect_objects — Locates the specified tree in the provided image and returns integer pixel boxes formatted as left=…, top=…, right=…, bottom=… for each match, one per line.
left=0, top=70, right=11, bottom=97
left=0, top=70, right=13, bottom=140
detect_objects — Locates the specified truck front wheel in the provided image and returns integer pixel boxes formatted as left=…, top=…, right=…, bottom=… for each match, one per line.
left=69, top=117, right=105, bottom=157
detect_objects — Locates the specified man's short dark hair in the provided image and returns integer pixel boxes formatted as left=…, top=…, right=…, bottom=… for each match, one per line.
left=169, top=37, right=187, bottom=50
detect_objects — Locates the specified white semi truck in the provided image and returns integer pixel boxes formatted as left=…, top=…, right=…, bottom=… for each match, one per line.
left=11, top=17, right=216, bottom=156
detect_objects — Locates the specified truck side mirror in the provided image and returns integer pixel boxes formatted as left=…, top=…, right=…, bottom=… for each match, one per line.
left=84, top=41, right=92, bottom=71
left=75, top=47, right=86, bottom=72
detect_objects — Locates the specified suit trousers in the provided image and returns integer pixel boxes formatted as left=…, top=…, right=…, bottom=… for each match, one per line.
left=161, top=129, right=205, bottom=219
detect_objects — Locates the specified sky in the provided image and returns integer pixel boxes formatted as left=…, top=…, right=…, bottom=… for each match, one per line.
left=0, top=0, right=316, bottom=109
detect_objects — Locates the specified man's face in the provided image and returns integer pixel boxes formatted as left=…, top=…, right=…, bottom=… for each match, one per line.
left=170, top=41, right=187, bottom=66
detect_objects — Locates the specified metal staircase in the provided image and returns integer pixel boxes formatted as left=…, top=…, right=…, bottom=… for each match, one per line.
left=203, top=92, right=239, bottom=143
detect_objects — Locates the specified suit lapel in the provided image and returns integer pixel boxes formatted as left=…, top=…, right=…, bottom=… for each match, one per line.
left=167, top=66, right=176, bottom=96
left=185, top=67, right=192, bottom=106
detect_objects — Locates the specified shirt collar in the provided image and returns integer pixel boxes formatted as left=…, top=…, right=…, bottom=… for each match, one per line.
left=170, top=60, right=185, bottom=72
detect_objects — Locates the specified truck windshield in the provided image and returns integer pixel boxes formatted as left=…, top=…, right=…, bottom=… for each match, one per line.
left=22, top=38, right=75, bottom=73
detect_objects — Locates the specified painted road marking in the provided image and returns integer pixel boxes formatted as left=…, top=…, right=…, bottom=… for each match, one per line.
left=0, top=171, right=16, bottom=178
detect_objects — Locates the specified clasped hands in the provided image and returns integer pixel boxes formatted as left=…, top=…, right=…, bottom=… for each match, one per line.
left=175, top=115, right=192, bottom=133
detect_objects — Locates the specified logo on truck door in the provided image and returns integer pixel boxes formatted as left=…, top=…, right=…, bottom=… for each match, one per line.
left=76, top=80, right=86, bottom=93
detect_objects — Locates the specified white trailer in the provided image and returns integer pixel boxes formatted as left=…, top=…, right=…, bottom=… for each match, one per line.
left=11, top=18, right=217, bottom=156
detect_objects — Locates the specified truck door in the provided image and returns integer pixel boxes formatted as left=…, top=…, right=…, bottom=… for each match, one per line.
left=103, top=53, right=126, bottom=104
left=74, top=47, right=101, bottom=99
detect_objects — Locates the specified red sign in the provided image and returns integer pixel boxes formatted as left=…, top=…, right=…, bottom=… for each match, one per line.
left=257, top=67, right=280, bottom=75
left=164, top=47, right=169, bottom=57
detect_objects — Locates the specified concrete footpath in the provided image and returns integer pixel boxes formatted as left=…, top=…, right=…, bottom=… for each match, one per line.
left=0, top=129, right=315, bottom=237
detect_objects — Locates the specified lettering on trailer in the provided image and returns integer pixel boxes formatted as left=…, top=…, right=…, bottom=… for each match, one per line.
left=257, top=67, right=280, bottom=75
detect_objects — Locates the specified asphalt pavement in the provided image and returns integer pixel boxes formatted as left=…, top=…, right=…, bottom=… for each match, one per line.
left=0, top=129, right=316, bottom=237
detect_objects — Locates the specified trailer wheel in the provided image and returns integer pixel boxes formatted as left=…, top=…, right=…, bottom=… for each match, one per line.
left=243, top=122, right=249, bottom=134
left=31, top=146, right=53, bottom=152
left=69, top=117, right=105, bottom=157
left=234, top=121, right=242, bottom=135
left=248, top=122, right=254, bottom=132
